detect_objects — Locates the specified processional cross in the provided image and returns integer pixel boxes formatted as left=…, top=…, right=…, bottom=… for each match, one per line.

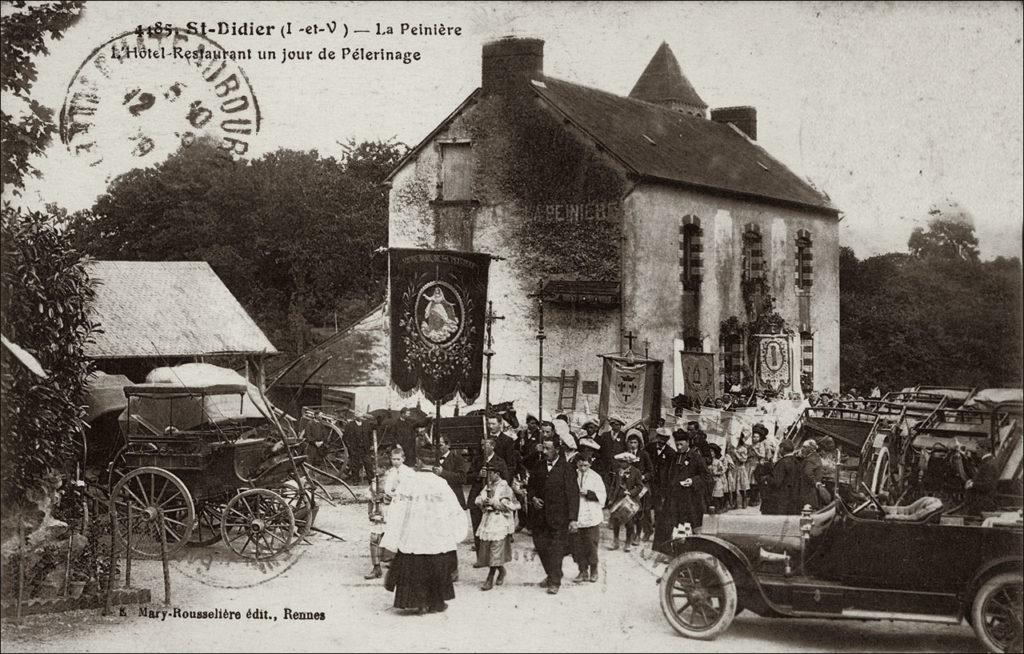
left=483, top=301, right=505, bottom=410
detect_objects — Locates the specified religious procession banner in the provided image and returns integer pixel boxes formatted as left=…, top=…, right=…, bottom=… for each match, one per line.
left=598, top=355, right=662, bottom=428
left=678, top=352, right=717, bottom=405
left=389, top=248, right=490, bottom=405
left=753, top=333, right=800, bottom=396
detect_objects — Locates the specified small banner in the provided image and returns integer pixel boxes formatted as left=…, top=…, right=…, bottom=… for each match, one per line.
left=679, top=352, right=717, bottom=406
left=389, top=248, right=490, bottom=405
left=598, top=355, right=662, bottom=428
left=754, top=333, right=795, bottom=395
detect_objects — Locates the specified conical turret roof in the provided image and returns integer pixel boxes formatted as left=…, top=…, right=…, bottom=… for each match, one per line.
left=629, top=42, right=707, bottom=109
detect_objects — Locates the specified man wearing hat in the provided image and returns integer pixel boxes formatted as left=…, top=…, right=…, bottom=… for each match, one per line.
left=531, top=433, right=580, bottom=594
left=660, top=431, right=709, bottom=547
left=646, top=427, right=677, bottom=544
left=799, top=439, right=827, bottom=510
left=607, top=415, right=628, bottom=455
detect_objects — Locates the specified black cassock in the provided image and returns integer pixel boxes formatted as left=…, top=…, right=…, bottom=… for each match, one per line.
left=666, top=448, right=709, bottom=531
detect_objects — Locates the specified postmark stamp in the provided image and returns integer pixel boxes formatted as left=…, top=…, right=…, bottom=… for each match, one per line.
left=170, top=544, right=306, bottom=590
left=59, top=28, right=261, bottom=171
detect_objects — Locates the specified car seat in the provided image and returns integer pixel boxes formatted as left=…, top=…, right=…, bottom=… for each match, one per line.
left=883, top=496, right=944, bottom=523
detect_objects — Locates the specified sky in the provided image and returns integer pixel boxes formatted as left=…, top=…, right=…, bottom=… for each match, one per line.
left=8, top=1, right=1024, bottom=259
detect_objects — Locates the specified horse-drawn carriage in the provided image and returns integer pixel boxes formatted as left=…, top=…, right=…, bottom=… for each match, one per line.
left=109, top=382, right=317, bottom=561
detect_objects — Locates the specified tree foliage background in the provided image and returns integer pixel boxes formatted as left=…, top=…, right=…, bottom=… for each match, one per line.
left=1, top=0, right=84, bottom=193
left=840, top=211, right=1022, bottom=392
left=1, top=0, right=95, bottom=526
left=68, top=139, right=406, bottom=355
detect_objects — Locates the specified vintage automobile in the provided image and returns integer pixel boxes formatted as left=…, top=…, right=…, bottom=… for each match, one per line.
left=656, top=489, right=1023, bottom=653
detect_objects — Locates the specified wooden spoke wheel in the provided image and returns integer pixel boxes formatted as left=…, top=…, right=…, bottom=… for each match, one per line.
left=187, top=501, right=224, bottom=547
left=660, top=551, right=737, bottom=640
left=972, top=571, right=1024, bottom=653
left=220, top=489, right=295, bottom=561
left=112, top=467, right=195, bottom=559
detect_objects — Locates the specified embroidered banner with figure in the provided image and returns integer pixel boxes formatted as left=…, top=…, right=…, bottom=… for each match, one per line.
left=754, top=334, right=797, bottom=395
left=389, top=248, right=490, bottom=404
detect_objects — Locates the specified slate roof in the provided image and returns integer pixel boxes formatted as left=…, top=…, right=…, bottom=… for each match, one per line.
left=628, top=42, right=707, bottom=109
left=84, top=261, right=277, bottom=359
left=530, top=77, right=836, bottom=214
left=273, top=303, right=388, bottom=387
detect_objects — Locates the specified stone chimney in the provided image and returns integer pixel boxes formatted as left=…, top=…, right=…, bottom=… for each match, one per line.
left=482, top=36, right=544, bottom=96
left=711, top=106, right=757, bottom=141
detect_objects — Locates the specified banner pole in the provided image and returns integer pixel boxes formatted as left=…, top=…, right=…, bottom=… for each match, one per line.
left=536, top=279, right=546, bottom=419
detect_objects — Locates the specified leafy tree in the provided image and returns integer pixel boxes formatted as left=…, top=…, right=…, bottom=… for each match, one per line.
left=907, top=203, right=980, bottom=261
left=1, top=205, right=97, bottom=521
left=1, top=0, right=84, bottom=193
left=68, top=138, right=406, bottom=354
left=840, top=247, right=1021, bottom=392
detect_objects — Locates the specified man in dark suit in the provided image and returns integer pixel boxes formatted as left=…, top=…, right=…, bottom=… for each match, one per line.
left=531, top=434, right=580, bottom=594
left=646, top=427, right=676, bottom=542
left=432, top=434, right=468, bottom=509
left=469, top=436, right=509, bottom=563
left=965, top=446, right=999, bottom=514
left=489, top=416, right=521, bottom=479
left=381, top=407, right=418, bottom=466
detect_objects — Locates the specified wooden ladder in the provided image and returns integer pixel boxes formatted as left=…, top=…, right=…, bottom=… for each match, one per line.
left=557, top=369, right=580, bottom=412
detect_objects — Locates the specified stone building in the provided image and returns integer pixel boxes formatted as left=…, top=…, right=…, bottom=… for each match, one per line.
left=381, top=37, right=839, bottom=415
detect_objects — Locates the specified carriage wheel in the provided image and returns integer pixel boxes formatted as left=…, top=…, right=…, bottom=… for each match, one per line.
left=221, top=489, right=295, bottom=561
left=112, top=467, right=195, bottom=559
left=276, top=481, right=317, bottom=544
left=187, top=501, right=224, bottom=547
left=660, top=552, right=737, bottom=640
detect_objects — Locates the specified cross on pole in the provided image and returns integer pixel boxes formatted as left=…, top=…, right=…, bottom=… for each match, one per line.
left=483, top=301, right=505, bottom=411
left=623, top=330, right=637, bottom=353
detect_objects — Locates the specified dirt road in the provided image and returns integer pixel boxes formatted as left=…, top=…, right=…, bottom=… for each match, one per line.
left=2, top=493, right=980, bottom=652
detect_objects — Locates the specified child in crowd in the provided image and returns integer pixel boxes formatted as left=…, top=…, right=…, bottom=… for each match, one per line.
left=474, top=464, right=519, bottom=591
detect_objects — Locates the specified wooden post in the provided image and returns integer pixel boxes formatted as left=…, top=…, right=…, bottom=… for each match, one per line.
left=103, top=498, right=117, bottom=616
left=158, top=514, right=171, bottom=605
left=16, top=518, right=25, bottom=622
left=124, top=504, right=132, bottom=588
left=434, top=401, right=442, bottom=448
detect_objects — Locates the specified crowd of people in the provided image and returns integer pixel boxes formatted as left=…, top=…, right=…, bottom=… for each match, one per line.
left=353, top=407, right=851, bottom=612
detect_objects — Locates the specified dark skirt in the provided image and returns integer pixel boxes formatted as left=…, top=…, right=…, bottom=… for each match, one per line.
left=390, top=551, right=456, bottom=610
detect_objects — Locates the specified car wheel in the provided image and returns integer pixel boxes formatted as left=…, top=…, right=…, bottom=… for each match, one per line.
left=660, top=551, right=737, bottom=640
left=971, top=570, right=1023, bottom=653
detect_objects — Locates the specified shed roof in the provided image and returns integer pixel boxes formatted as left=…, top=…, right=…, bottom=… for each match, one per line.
left=84, top=261, right=277, bottom=359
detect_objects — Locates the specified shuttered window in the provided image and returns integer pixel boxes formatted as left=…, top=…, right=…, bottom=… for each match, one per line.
left=679, top=218, right=704, bottom=291
left=439, top=142, right=473, bottom=201
left=801, top=332, right=814, bottom=384
left=742, top=225, right=764, bottom=281
left=795, top=230, right=814, bottom=289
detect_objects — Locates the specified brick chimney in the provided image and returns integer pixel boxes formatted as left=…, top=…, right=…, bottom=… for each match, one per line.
left=711, top=106, right=757, bottom=140
left=482, top=37, right=544, bottom=95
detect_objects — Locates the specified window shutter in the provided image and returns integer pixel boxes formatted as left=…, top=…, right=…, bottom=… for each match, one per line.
left=440, top=142, right=473, bottom=201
